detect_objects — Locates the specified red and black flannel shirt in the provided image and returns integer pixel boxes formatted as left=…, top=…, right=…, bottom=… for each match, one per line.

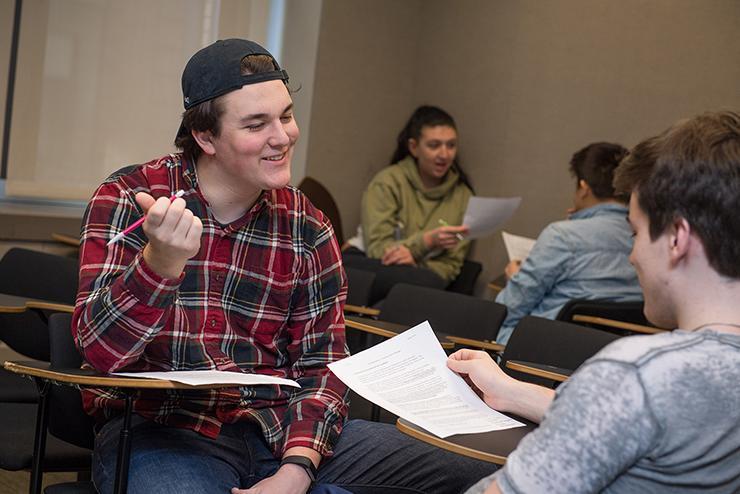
left=72, top=154, right=349, bottom=458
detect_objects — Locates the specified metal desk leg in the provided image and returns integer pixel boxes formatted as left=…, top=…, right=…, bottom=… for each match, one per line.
left=29, top=379, right=50, bottom=494
left=113, top=394, right=134, bottom=494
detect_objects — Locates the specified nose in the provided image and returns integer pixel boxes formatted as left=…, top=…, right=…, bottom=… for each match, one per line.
left=438, top=146, right=450, bottom=161
left=268, top=120, right=291, bottom=148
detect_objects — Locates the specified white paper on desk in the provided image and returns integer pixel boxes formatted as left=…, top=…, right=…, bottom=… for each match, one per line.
left=462, top=196, right=521, bottom=239
left=328, top=322, right=524, bottom=438
left=502, top=231, right=536, bottom=262
left=112, top=370, right=300, bottom=388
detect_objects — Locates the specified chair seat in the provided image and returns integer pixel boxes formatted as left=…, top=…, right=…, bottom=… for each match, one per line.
left=0, top=402, right=92, bottom=471
left=0, top=367, right=38, bottom=402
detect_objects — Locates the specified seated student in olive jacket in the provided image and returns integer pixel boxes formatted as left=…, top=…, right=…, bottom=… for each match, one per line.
left=344, top=105, right=471, bottom=304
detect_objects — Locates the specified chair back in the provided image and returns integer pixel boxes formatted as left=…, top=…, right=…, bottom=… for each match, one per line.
left=556, top=298, right=648, bottom=325
left=47, top=313, right=95, bottom=450
left=345, top=267, right=376, bottom=307
left=297, top=176, right=344, bottom=245
left=0, top=248, right=79, bottom=361
left=379, top=283, right=506, bottom=341
left=0, top=247, right=78, bottom=303
left=446, top=259, right=482, bottom=295
left=501, top=315, right=619, bottom=377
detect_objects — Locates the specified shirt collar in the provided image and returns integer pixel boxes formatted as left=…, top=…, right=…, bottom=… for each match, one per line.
left=570, top=202, right=628, bottom=220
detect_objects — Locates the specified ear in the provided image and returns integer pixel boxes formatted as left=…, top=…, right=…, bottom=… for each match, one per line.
left=408, top=138, right=419, bottom=159
left=192, top=129, right=217, bottom=156
left=668, top=216, right=691, bottom=266
left=577, top=179, right=592, bottom=197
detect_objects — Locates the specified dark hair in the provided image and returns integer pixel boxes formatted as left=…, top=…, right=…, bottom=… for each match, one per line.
left=390, top=105, right=473, bottom=191
left=174, top=54, right=279, bottom=160
left=569, top=142, right=629, bottom=201
left=614, top=111, right=740, bottom=278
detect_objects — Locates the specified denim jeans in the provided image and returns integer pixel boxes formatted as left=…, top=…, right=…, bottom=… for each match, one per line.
left=92, top=416, right=497, bottom=494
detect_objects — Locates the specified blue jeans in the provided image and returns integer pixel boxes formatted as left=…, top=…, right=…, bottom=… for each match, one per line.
left=92, top=416, right=497, bottom=494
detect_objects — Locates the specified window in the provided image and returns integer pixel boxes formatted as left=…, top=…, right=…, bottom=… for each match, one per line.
left=2, top=0, right=274, bottom=202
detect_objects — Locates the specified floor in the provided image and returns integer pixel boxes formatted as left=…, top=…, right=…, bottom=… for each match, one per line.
left=0, top=471, right=78, bottom=494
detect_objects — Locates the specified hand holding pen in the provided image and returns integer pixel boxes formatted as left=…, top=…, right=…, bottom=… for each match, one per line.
left=109, top=190, right=203, bottom=279
left=424, top=219, right=469, bottom=250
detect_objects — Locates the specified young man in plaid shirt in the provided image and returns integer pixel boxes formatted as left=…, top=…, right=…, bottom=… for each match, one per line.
left=73, top=39, right=495, bottom=494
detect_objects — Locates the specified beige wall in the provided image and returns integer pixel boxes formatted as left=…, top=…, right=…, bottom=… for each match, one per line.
left=306, top=0, right=423, bottom=241
left=306, top=0, right=740, bottom=292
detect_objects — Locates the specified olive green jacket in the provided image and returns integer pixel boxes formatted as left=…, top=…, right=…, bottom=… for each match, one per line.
left=361, top=157, right=472, bottom=282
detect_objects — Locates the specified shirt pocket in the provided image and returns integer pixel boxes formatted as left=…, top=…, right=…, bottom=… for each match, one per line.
left=230, top=267, right=296, bottom=336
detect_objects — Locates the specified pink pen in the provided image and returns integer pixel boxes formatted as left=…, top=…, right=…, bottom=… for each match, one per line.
left=106, top=190, right=185, bottom=246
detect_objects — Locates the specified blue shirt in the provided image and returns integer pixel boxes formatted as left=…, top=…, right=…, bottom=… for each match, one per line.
left=495, top=203, right=642, bottom=345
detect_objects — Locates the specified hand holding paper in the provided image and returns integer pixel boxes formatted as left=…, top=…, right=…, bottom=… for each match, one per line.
left=328, top=321, right=523, bottom=438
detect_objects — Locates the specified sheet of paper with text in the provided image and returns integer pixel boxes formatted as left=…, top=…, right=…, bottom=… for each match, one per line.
left=112, top=370, right=300, bottom=388
left=329, top=321, right=524, bottom=437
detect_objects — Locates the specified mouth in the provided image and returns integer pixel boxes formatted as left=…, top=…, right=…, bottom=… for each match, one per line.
left=263, top=152, right=287, bottom=163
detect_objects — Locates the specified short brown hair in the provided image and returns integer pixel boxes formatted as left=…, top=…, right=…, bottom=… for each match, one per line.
left=174, top=54, right=279, bottom=160
left=614, top=111, right=740, bottom=278
left=569, top=142, right=629, bottom=201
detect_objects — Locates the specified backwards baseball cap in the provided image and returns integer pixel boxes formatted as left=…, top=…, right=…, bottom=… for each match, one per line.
left=181, top=38, right=289, bottom=110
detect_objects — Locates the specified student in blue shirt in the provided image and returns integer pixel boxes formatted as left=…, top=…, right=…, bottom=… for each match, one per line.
left=495, top=142, right=643, bottom=344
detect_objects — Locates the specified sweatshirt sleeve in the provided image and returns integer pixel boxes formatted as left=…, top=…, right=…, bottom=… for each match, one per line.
left=361, top=179, right=403, bottom=258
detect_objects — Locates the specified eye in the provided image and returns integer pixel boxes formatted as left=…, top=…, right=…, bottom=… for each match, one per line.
left=280, top=114, right=293, bottom=123
left=245, top=122, right=265, bottom=131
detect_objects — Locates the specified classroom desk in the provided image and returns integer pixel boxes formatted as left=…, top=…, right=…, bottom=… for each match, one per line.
left=487, top=273, right=507, bottom=295
left=344, top=315, right=454, bottom=350
left=51, top=233, right=81, bottom=247
left=445, top=336, right=504, bottom=353
left=505, top=360, right=572, bottom=383
left=3, top=360, right=237, bottom=494
left=571, top=315, right=666, bottom=335
left=0, top=293, right=74, bottom=314
left=343, top=303, right=380, bottom=317
left=396, top=416, right=536, bottom=465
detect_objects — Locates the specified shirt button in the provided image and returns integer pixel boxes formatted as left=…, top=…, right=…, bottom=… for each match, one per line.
left=210, top=319, right=216, bottom=328
left=216, top=274, right=222, bottom=282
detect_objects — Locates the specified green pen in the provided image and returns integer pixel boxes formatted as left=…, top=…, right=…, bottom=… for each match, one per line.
left=438, top=219, right=465, bottom=241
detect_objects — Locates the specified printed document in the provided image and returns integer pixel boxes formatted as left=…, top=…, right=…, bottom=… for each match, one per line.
left=112, top=370, right=300, bottom=388
left=463, top=196, right=521, bottom=239
left=328, top=322, right=524, bottom=437
left=502, top=231, right=536, bottom=262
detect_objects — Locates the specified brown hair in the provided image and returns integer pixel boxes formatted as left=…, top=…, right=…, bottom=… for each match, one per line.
left=614, top=111, right=740, bottom=278
left=569, top=142, right=629, bottom=201
left=174, top=54, right=279, bottom=160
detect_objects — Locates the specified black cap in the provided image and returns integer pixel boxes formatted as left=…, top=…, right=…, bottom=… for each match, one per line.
left=181, top=38, right=289, bottom=110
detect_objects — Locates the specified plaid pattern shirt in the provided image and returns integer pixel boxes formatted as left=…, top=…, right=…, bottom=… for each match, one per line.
left=72, top=153, right=349, bottom=458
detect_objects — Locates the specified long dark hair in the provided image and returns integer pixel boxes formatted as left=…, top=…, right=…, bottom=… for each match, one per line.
left=390, top=105, right=473, bottom=191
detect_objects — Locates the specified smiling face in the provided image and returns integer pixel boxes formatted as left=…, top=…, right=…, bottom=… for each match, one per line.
left=408, top=125, right=458, bottom=188
left=628, top=193, right=677, bottom=328
left=202, top=79, right=299, bottom=193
